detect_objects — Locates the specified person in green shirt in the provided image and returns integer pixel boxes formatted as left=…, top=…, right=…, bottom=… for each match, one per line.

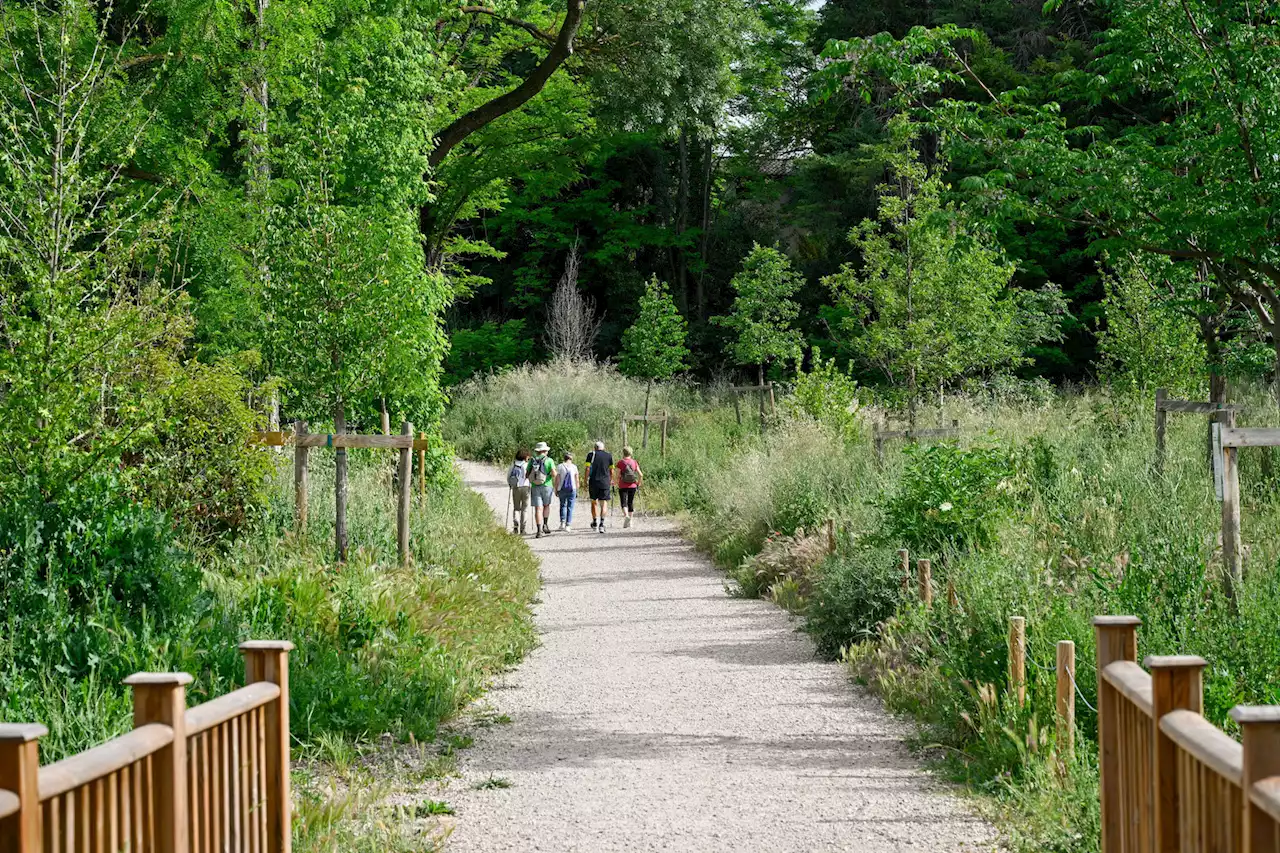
left=526, top=441, right=557, bottom=538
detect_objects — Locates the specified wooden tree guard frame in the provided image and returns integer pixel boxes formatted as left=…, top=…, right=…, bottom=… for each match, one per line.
left=873, top=420, right=960, bottom=463
left=255, top=423, right=429, bottom=566
left=1213, top=422, right=1280, bottom=596
left=620, top=412, right=669, bottom=456
left=727, top=383, right=775, bottom=430
left=1154, top=387, right=1243, bottom=473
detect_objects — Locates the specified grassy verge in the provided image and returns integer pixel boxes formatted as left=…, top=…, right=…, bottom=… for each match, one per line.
left=1, top=453, right=540, bottom=851
left=445, top=363, right=1280, bottom=853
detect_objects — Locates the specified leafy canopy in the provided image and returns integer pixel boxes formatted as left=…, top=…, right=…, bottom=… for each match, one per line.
left=620, top=276, right=690, bottom=381
left=716, top=244, right=805, bottom=374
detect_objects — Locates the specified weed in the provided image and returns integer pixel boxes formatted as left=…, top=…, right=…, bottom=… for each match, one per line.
left=472, top=776, right=513, bottom=790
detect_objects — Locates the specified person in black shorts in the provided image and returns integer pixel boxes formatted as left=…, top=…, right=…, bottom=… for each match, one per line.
left=584, top=440, right=614, bottom=533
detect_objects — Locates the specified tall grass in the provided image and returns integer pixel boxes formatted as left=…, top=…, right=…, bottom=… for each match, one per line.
left=446, top=364, right=1280, bottom=852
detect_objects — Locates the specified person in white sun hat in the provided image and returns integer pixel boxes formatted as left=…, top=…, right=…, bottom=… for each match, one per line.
left=526, top=441, right=556, bottom=538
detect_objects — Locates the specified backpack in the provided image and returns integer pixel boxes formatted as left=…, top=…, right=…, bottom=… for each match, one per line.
left=619, top=459, right=640, bottom=485
left=507, top=462, right=526, bottom=489
left=529, top=457, right=550, bottom=486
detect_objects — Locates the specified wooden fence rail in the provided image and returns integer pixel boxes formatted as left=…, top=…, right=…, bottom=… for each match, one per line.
left=1094, top=615, right=1280, bottom=852
left=0, top=640, right=292, bottom=853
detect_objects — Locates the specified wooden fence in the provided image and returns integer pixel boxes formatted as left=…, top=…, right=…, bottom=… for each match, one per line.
left=0, top=641, right=293, bottom=853
left=1094, top=616, right=1280, bottom=852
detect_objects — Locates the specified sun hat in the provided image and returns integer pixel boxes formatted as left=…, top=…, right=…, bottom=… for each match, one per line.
left=594, top=440, right=605, bottom=449
left=534, top=441, right=550, bottom=452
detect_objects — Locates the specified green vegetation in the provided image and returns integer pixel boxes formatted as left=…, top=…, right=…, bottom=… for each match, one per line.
left=447, top=366, right=1280, bottom=851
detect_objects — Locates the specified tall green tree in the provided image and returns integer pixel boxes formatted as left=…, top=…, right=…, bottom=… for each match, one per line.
left=620, top=276, right=689, bottom=444
left=824, top=118, right=1063, bottom=426
left=715, top=244, right=805, bottom=385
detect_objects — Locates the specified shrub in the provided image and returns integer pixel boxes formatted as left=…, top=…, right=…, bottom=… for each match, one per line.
left=786, top=348, right=861, bottom=441
left=881, top=441, right=1015, bottom=554
left=730, top=529, right=829, bottom=601
left=804, top=544, right=905, bottom=658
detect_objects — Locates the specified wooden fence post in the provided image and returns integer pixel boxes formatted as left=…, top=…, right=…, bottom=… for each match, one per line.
left=947, top=579, right=958, bottom=609
left=917, top=559, right=932, bottom=607
left=898, top=549, right=910, bottom=594
left=418, top=431, right=426, bottom=498
left=825, top=519, right=836, bottom=555
left=768, top=381, right=777, bottom=415
left=124, top=672, right=192, bottom=853
left=1221, top=410, right=1243, bottom=598
left=732, top=391, right=742, bottom=426
left=1147, top=654, right=1207, bottom=852
left=1154, top=388, right=1167, bottom=473
left=398, top=421, right=412, bottom=566
left=0, top=724, right=46, bottom=853
left=293, top=420, right=308, bottom=535
left=1009, top=616, right=1026, bottom=707
left=1094, top=616, right=1141, bottom=853
left=241, top=642, right=293, bottom=853
left=1232, top=706, right=1280, bottom=852
left=874, top=422, right=885, bottom=466
left=661, top=413, right=668, bottom=458
left=621, top=417, right=628, bottom=448
left=1056, top=640, right=1076, bottom=761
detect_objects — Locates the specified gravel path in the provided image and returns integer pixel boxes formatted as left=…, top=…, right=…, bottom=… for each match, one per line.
left=442, top=461, right=997, bottom=852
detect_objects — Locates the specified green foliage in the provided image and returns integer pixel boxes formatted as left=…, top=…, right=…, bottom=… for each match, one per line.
left=443, top=321, right=536, bottom=387
left=715, top=244, right=805, bottom=379
left=881, top=442, right=1015, bottom=555
left=1097, top=257, right=1207, bottom=396
left=825, top=117, right=1064, bottom=416
left=786, top=348, right=861, bottom=441
left=619, top=276, right=690, bottom=382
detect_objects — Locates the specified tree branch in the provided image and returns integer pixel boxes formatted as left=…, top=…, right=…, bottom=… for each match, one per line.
left=427, top=0, right=585, bottom=169
left=458, top=7, right=556, bottom=45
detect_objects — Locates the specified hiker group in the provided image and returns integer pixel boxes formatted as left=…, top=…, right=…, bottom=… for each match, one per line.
left=506, top=440, right=644, bottom=538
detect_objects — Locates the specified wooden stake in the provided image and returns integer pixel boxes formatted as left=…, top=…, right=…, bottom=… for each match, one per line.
left=240, top=642, right=293, bottom=853
left=898, top=548, right=910, bottom=594
left=124, top=672, right=193, bottom=853
left=380, top=398, right=390, bottom=436
left=917, top=559, right=932, bottom=607
left=825, top=519, right=836, bottom=555
left=1221, top=410, right=1243, bottom=599
left=418, top=431, right=426, bottom=498
left=661, top=413, right=668, bottom=458
left=947, top=579, right=958, bottom=609
left=293, top=420, right=308, bottom=535
left=1056, top=640, right=1075, bottom=760
left=334, top=406, right=348, bottom=562
left=1009, top=616, right=1026, bottom=707
left=768, top=381, right=776, bottom=414
left=732, top=392, right=742, bottom=426
left=1232, top=706, right=1280, bottom=853
left=1093, top=615, right=1141, bottom=853
left=1154, top=388, right=1167, bottom=474
left=398, top=421, right=412, bottom=566
left=1147, top=654, right=1206, bottom=852
left=0, top=724, right=46, bottom=853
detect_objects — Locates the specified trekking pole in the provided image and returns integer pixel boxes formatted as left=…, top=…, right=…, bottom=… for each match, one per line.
left=505, top=485, right=512, bottom=531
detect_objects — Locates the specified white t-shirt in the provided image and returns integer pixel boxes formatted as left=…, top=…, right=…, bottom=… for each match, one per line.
left=555, top=462, right=579, bottom=492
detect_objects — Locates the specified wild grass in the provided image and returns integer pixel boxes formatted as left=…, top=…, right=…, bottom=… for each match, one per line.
left=446, top=364, right=1280, bottom=852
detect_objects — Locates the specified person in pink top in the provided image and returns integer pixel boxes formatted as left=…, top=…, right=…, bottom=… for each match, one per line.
left=615, top=446, right=643, bottom=529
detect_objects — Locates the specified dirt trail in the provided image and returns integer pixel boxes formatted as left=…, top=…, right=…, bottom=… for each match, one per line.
left=441, top=461, right=997, bottom=852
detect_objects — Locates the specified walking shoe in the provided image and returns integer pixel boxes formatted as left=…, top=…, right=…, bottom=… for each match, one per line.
left=623, top=516, right=632, bottom=529
left=557, top=523, right=566, bottom=532
left=543, top=521, right=551, bottom=535
left=590, top=520, right=598, bottom=530
left=535, top=528, right=542, bottom=539
left=513, top=522, right=519, bottom=534
left=565, top=525, right=572, bottom=533
left=598, top=524, right=606, bottom=534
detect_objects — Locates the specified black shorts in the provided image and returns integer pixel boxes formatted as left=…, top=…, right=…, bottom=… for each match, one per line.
left=619, top=487, right=637, bottom=512
left=589, top=483, right=611, bottom=501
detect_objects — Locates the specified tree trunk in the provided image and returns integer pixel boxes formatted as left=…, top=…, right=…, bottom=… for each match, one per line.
left=697, top=136, right=713, bottom=323
left=908, top=367, right=919, bottom=432
left=334, top=400, right=349, bottom=563
left=674, top=129, right=690, bottom=316
left=758, top=363, right=767, bottom=432
left=642, top=379, right=652, bottom=449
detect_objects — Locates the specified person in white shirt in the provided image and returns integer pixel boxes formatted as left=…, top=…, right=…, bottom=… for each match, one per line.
left=555, top=452, right=580, bottom=532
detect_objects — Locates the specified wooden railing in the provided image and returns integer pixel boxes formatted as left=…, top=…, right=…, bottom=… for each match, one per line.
left=1096, top=616, right=1280, bottom=852
left=0, top=640, right=292, bottom=853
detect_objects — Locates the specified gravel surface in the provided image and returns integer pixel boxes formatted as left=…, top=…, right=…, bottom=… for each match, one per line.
left=442, top=461, right=998, bottom=852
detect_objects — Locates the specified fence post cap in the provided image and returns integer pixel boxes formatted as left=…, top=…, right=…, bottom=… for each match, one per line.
left=1230, top=706, right=1280, bottom=724
left=0, top=723, right=47, bottom=743
left=123, top=672, right=194, bottom=687
left=239, top=640, right=296, bottom=652
left=1143, top=654, right=1208, bottom=670
left=1092, top=615, right=1142, bottom=627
